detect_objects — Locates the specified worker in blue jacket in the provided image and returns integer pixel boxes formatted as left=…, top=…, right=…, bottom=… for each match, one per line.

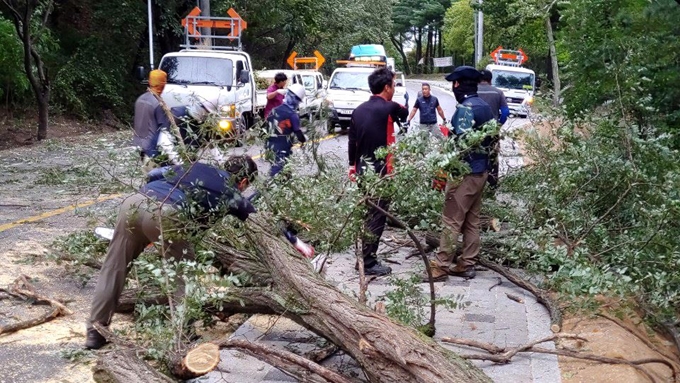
left=266, top=83, right=308, bottom=177
left=427, top=66, right=495, bottom=282
left=85, top=156, right=258, bottom=349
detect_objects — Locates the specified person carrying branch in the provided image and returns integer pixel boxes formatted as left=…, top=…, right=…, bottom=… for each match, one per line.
left=425, top=66, right=495, bottom=282
left=264, top=72, right=288, bottom=119
left=348, top=67, right=408, bottom=276
left=85, top=156, right=260, bottom=349
left=133, top=69, right=183, bottom=171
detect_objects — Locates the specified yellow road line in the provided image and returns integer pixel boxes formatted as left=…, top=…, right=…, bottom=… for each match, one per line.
left=0, top=133, right=341, bottom=233
left=0, top=194, right=123, bottom=233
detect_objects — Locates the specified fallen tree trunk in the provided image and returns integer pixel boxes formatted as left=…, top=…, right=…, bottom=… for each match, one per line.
left=199, top=215, right=492, bottom=383
left=92, top=349, right=174, bottom=383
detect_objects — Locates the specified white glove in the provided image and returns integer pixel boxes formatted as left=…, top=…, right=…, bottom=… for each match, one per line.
left=294, top=238, right=315, bottom=259
left=276, top=89, right=287, bottom=95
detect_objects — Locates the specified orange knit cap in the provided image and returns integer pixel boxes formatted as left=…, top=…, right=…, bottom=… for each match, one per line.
left=148, top=69, right=167, bottom=94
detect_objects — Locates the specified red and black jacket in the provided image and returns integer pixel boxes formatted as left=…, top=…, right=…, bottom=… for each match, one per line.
left=348, top=95, right=408, bottom=176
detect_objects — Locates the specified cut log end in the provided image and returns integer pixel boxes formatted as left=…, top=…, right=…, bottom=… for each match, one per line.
left=550, top=324, right=561, bottom=333
left=184, top=343, right=220, bottom=375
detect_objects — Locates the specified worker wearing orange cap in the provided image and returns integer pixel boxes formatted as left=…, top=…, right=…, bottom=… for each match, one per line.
left=133, top=69, right=181, bottom=171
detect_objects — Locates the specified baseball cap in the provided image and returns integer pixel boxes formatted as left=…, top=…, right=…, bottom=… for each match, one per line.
left=445, top=66, right=482, bottom=82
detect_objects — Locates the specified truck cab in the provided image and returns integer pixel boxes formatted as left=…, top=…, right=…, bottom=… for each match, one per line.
left=153, top=9, right=257, bottom=138
left=325, top=67, right=374, bottom=131
left=485, top=48, right=536, bottom=118
left=327, top=44, right=402, bottom=131
left=298, top=71, right=326, bottom=117
left=159, top=50, right=256, bottom=128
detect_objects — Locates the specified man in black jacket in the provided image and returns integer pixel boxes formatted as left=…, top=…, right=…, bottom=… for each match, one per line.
left=348, top=67, right=408, bottom=276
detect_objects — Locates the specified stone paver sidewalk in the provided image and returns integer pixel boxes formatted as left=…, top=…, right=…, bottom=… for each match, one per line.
left=197, top=240, right=561, bottom=383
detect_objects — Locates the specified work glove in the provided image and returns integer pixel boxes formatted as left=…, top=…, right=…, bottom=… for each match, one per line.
left=348, top=165, right=357, bottom=182
left=276, top=89, right=287, bottom=95
left=293, top=238, right=315, bottom=259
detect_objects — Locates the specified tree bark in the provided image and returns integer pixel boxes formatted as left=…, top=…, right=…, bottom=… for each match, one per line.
left=416, top=26, right=423, bottom=74
left=205, top=215, right=492, bottom=383
left=3, top=0, right=52, bottom=140
left=391, top=35, right=411, bottom=75
left=545, top=16, right=560, bottom=106
left=92, top=350, right=174, bottom=383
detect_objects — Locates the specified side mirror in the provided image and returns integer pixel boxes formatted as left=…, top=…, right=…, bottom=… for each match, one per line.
left=239, top=69, right=250, bottom=84
left=322, top=80, right=328, bottom=89
left=317, top=81, right=322, bottom=90
left=135, top=66, right=147, bottom=82
left=535, top=77, right=542, bottom=88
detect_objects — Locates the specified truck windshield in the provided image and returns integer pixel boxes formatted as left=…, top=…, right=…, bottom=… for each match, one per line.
left=329, top=72, right=370, bottom=91
left=160, top=57, right=233, bottom=87
left=301, top=75, right=316, bottom=91
left=492, top=70, right=534, bottom=91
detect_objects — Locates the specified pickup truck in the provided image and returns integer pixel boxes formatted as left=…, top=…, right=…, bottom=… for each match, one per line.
left=298, top=70, right=327, bottom=118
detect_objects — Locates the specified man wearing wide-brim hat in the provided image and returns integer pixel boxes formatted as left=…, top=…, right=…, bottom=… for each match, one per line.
left=427, top=66, right=496, bottom=281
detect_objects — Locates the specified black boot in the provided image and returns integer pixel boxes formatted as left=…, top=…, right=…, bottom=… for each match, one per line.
left=364, top=262, right=392, bottom=276
left=85, top=327, right=108, bottom=350
left=449, top=264, right=476, bottom=279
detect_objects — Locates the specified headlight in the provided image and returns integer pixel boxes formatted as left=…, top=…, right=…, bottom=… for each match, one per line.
left=220, top=104, right=237, bottom=117
left=525, top=96, right=534, bottom=105
left=218, top=119, right=233, bottom=132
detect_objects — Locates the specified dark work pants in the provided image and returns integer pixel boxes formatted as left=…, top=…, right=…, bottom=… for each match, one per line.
left=362, top=198, right=390, bottom=268
left=266, top=135, right=293, bottom=178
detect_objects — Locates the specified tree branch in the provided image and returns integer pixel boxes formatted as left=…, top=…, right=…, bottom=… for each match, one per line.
left=221, top=339, right=354, bottom=383
left=365, top=199, right=436, bottom=335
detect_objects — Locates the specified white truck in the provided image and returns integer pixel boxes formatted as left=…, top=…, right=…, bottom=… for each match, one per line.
left=142, top=10, right=257, bottom=138
left=485, top=48, right=536, bottom=118
left=326, top=45, right=405, bottom=132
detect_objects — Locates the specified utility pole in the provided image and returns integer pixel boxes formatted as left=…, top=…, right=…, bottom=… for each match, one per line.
left=200, top=0, right=211, bottom=46
left=475, top=0, right=484, bottom=66
left=148, top=0, right=154, bottom=69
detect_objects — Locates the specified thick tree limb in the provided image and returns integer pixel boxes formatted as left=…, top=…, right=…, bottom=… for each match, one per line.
left=0, top=275, right=72, bottom=335
left=93, top=349, right=174, bottom=383
left=91, top=323, right=174, bottom=383
left=207, top=215, right=492, bottom=383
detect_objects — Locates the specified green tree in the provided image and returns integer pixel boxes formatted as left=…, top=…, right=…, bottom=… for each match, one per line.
left=1, top=0, right=55, bottom=140
left=0, top=17, right=30, bottom=111
left=560, top=0, right=680, bottom=134
left=443, top=0, right=474, bottom=63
